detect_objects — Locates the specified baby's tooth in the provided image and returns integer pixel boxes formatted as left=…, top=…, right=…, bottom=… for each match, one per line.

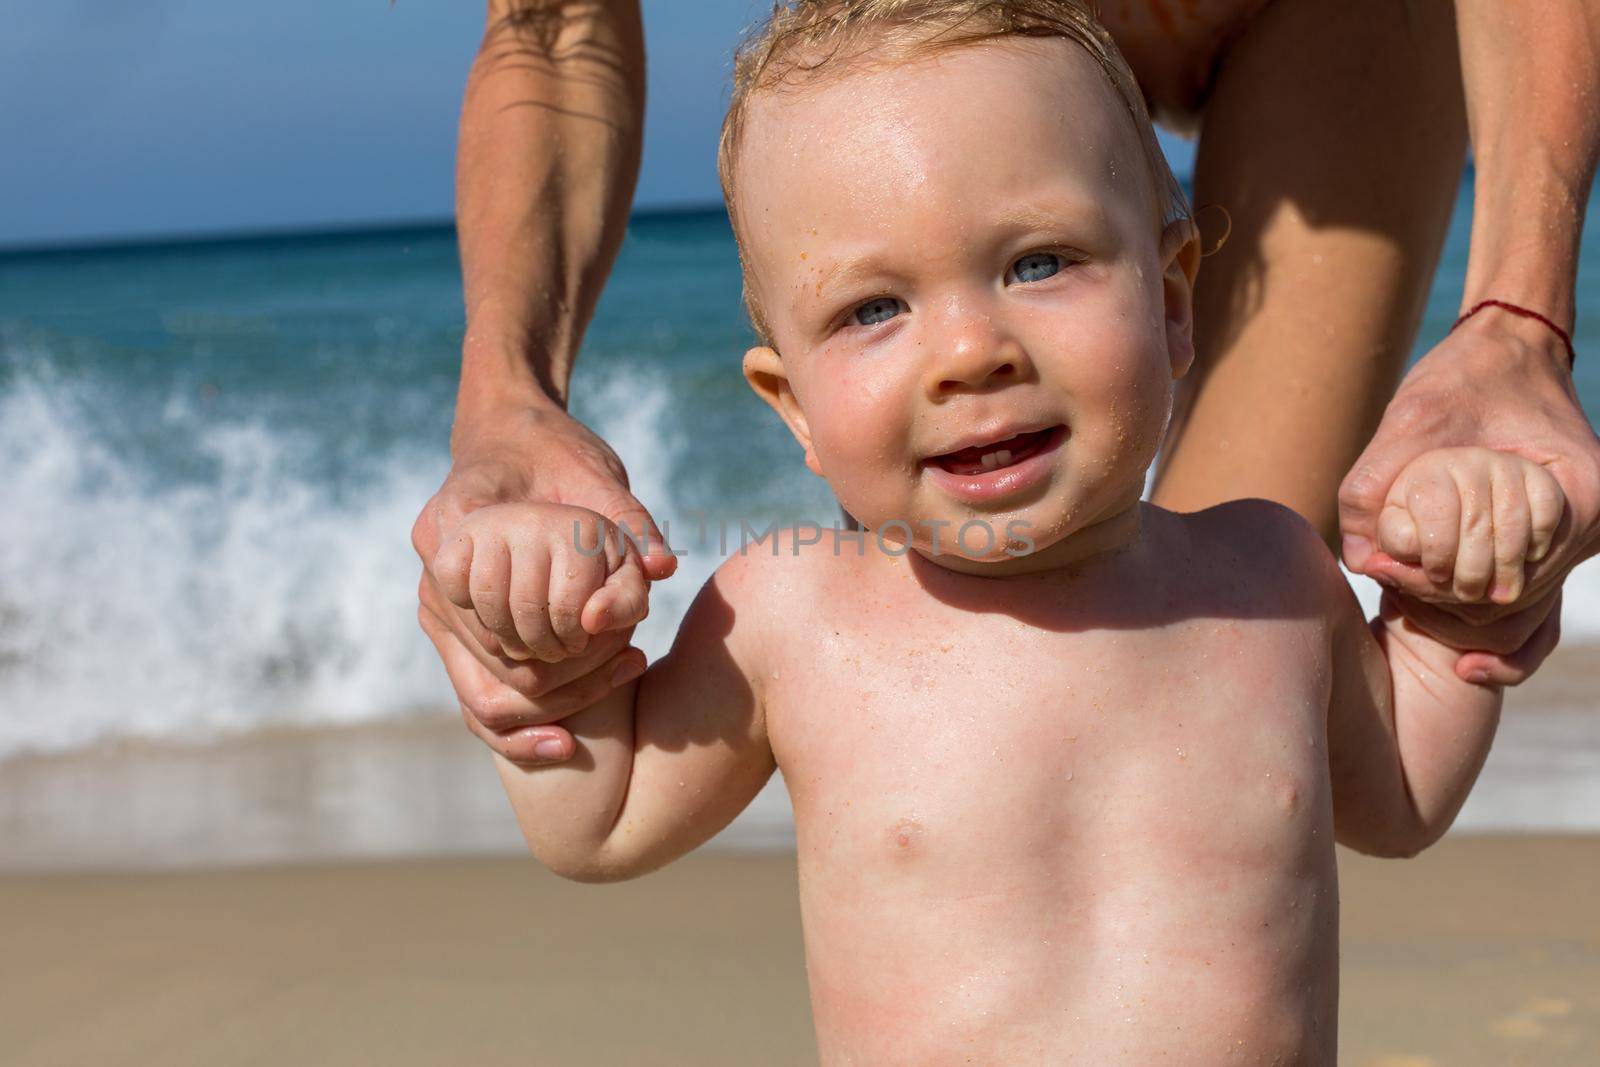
left=977, top=449, right=1014, bottom=472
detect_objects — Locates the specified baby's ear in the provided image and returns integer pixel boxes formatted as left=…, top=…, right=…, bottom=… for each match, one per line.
left=1159, top=218, right=1201, bottom=379
left=743, top=346, right=823, bottom=477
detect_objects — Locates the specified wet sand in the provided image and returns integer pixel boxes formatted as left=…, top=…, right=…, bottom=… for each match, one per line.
left=3, top=838, right=1598, bottom=1066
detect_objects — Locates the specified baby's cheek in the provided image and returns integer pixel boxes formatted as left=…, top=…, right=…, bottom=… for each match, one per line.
left=1091, top=349, right=1171, bottom=435
left=1124, top=382, right=1173, bottom=455
left=810, top=362, right=914, bottom=477
left=1071, top=360, right=1173, bottom=489
left=808, top=410, right=906, bottom=515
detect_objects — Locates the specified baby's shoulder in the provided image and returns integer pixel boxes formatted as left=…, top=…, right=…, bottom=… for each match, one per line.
left=1160, top=498, right=1347, bottom=609
left=1182, top=497, right=1327, bottom=555
left=703, top=519, right=875, bottom=614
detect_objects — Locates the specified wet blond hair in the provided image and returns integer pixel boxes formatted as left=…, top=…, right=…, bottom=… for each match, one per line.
left=717, top=0, right=1191, bottom=344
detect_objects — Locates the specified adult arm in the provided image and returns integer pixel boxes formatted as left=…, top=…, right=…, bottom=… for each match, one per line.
left=415, top=0, right=671, bottom=765
left=1339, top=0, right=1600, bottom=682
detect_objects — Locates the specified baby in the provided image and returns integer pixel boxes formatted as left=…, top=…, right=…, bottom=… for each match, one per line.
left=430, top=2, right=1565, bottom=1061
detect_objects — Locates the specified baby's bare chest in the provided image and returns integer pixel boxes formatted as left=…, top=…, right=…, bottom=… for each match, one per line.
left=770, top=615, right=1338, bottom=1059
left=762, top=542, right=1342, bottom=1059
left=767, top=614, right=1333, bottom=882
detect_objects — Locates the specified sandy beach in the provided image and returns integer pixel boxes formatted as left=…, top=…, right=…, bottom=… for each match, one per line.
left=2, top=647, right=1596, bottom=1064
left=2, top=840, right=1597, bottom=1066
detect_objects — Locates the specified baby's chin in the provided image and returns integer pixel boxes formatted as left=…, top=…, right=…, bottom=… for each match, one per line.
left=843, top=501, right=1078, bottom=572
left=836, top=453, right=1152, bottom=568
left=901, top=483, right=1149, bottom=574
left=915, top=536, right=1037, bottom=569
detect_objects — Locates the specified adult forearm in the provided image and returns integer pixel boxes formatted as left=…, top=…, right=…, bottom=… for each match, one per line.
left=455, top=0, right=645, bottom=429
left=1456, top=0, right=1600, bottom=329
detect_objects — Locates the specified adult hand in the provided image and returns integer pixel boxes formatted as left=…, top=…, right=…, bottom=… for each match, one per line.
left=413, top=399, right=675, bottom=763
left=418, top=585, right=647, bottom=767
left=1338, top=307, right=1599, bottom=685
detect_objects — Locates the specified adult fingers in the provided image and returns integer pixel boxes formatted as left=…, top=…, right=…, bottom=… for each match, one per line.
left=420, top=599, right=640, bottom=737
left=1388, top=585, right=1560, bottom=657
left=475, top=645, right=647, bottom=766
left=411, top=482, right=467, bottom=566
left=1454, top=592, right=1562, bottom=687
left=417, top=602, right=576, bottom=763
left=1357, top=552, right=1452, bottom=603
left=515, top=643, right=648, bottom=730
left=429, top=527, right=477, bottom=611
left=420, top=568, right=513, bottom=661
left=1339, top=424, right=1433, bottom=573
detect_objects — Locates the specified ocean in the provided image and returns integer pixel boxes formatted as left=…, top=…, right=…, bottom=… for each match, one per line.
left=1, top=180, right=1597, bottom=764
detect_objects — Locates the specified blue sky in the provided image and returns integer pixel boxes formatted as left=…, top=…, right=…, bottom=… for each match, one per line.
left=0, top=1, right=1194, bottom=247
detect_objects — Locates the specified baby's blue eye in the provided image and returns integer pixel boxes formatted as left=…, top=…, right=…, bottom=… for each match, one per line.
left=853, top=297, right=903, bottom=326
left=1009, top=252, right=1062, bottom=284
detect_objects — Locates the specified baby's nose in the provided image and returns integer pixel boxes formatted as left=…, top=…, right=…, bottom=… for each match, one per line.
left=925, top=316, right=1031, bottom=397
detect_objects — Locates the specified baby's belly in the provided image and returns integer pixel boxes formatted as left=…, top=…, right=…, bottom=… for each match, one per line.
left=783, top=688, right=1338, bottom=1064
left=1098, top=0, right=1276, bottom=124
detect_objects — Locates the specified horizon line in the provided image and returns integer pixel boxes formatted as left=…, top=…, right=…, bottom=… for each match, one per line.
left=3, top=162, right=1488, bottom=258
left=0, top=202, right=732, bottom=259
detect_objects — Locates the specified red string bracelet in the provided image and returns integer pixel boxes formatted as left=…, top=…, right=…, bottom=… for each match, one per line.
left=1451, top=299, right=1577, bottom=369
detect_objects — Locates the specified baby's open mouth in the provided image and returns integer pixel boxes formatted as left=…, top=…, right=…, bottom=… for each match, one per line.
left=927, top=425, right=1066, bottom=476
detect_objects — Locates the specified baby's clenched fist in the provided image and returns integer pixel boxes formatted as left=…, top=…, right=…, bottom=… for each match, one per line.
left=1377, top=447, right=1565, bottom=604
left=431, top=503, right=650, bottom=662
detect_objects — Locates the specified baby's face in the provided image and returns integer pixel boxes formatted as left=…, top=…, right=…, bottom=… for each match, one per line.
left=738, top=37, right=1196, bottom=572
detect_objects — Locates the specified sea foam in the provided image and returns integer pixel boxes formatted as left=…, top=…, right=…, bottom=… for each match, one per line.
left=1, top=364, right=1596, bottom=761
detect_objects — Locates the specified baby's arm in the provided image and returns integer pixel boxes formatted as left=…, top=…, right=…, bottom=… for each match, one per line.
left=1325, top=448, right=1565, bottom=856
left=492, top=540, right=779, bottom=883
left=1326, top=589, right=1502, bottom=857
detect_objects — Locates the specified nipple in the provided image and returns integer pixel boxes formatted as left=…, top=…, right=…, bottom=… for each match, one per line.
left=887, top=816, right=923, bottom=855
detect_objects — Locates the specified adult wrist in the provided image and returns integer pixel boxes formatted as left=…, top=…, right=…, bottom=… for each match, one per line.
left=1459, top=274, right=1576, bottom=335
left=1451, top=299, right=1577, bottom=370
left=1447, top=304, right=1577, bottom=380
left=449, top=390, right=572, bottom=460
